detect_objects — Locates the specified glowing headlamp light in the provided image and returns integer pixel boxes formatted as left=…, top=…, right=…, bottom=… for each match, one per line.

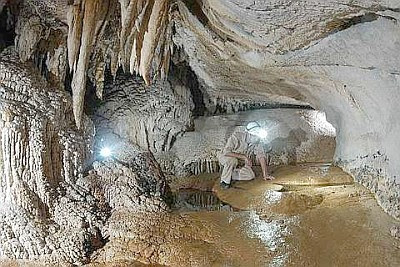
left=256, top=128, right=268, bottom=139
left=246, top=121, right=268, bottom=139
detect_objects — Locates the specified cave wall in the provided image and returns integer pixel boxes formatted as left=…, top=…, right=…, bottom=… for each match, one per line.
left=0, top=0, right=397, bottom=239
left=92, top=71, right=193, bottom=154
left=158, top=109, right=336, bottom=177
left=172, top=0, right=400, bottom=219
left=0, top=49, right=104, bottom=264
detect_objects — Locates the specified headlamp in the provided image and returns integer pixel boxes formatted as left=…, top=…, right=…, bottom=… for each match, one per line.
left=247, top=121, right=268, bottom=139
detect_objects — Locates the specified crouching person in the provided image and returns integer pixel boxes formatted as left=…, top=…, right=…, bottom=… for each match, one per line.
left=218, top=122, right=274, bottom=189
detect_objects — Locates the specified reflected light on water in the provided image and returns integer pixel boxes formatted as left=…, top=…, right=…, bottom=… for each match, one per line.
left=241, top=210, right=297, bottom=266
left=264, top=190, right=283, bottom=204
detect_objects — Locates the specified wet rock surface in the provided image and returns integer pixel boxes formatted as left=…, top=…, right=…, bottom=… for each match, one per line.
left=171, top=189, right=235, bottom=212
left=88, top=164, right=400, bottom=266
left=173, top=0, right=400, bottom=220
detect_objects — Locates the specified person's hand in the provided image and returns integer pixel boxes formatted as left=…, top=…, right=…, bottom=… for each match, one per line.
left=263, top=175, right=275, bottom=181
left=244, top=156, right=252, bottom=167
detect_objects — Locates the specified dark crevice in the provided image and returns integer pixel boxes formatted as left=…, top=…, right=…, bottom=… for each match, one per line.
left=183, top=0, right=209, bottom=27
left=0, top=3, right=19, bottom=53
left=211, top=102, right=314, bottom=116
left=325, top=13, right=379, bottom=36
left=169, top=60, right=207, bottom=118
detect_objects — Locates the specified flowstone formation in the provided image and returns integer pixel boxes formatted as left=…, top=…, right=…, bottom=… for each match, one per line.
left=55, top=0, right=399, bottom=219
left=172, top=0, right=400, bottom=219
left=92, top=72, right=192, bottom=154
left=158, top=109, right=336, bottom=177
left=1, top=0, right=400, bottom=264
left=0, top=49, right=171, bottom=264
left=0, top=49, right=104, bottom=264
left=77, top=135, right=170, bottom=213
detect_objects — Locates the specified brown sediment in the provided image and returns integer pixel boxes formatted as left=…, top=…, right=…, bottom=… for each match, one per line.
left=88, top=164, right=400, bottom=266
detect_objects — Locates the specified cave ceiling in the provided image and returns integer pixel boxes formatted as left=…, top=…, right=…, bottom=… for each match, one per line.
left=1, top=0, right=400, bottom=128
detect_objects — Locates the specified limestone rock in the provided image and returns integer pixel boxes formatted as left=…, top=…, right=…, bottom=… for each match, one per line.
left=390, top=225, right=400, bottom=239
left=159, top=109, right=336, bottom=177
left=77, top=135, right=170, bottom=213
left=172, top=0, right=400, bottom=219
left=92, top=72, right=192, bottom=154
left=0, top=48, right=104, bottom=264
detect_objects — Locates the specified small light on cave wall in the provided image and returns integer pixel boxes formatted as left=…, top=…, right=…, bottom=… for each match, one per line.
left=100, top=147, right=112, bottom=158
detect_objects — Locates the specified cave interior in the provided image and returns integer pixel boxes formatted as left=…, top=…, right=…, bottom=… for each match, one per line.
left=0, top=0, right=399, bottom=266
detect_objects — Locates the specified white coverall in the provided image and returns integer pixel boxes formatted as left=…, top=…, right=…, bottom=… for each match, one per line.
left=218, top=131, right=266, bottom=184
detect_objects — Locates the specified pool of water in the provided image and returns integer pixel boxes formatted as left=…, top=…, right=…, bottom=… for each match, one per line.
left=171, top=189, right=235, bottom=212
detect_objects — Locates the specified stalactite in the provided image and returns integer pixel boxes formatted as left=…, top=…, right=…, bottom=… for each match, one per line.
left=188, top=158, right=220, bottom=176
left=67, top=0, right=110, bottom=128
left=66, top=0, right=173, bottom=128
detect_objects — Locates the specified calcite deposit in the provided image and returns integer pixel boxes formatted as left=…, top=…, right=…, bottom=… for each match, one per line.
left=0, top=0, right=400, bottom=265
left=158, top=109, right=336, bottom=177
left=0, top=48, right=103, bottom=264
left=92, top=72, right=192, bottom=154
left=172, top=0, right=400, bottom=219
left=77, top=135, right=170, bottom=213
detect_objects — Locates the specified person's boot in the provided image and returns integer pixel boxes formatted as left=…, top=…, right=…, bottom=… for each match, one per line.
left=220, top=181, right=230, bottom=189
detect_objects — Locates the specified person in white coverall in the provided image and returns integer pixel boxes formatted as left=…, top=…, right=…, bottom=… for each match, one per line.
left=218, top=122, right=274, bottom=189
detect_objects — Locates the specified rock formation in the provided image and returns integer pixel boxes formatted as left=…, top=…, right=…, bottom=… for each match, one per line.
left=92, top=71, right=193, bottom=155
left=77, top=134, right=170, bottom=213
left=158, top=109, right=336, bottom=177
left=0, top=0, right=400, bottom=264
left=0, top=48, right=103, bottom=264
left=172, top=0, right=400, bottom=219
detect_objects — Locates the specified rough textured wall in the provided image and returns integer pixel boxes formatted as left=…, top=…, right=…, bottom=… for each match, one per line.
left=158, top=109, right=336, bottom=177
left=92, top=72, right=193, bottom=154
left=77, top=134, right=170, bottom=214
left=11, top=0, right=174, bottom=128
left=0, top=49, right=172, bottom=263
left=0, top=49, right=105, bottom=264
left=172, top=0, right=400, bottom=218
left=1, top=0, right=398, bottom=222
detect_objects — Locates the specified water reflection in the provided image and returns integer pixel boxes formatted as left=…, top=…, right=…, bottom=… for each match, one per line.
left=172, top=189, right=235, bottom=212
left=240, top=210, right=296, bottom=267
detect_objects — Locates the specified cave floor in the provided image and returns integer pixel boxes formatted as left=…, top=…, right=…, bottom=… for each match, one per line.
left=1, top=164, right=398, bottom=267
left=87, top=163, right=400, bottom=267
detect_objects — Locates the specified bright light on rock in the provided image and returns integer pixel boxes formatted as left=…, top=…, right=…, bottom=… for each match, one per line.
left=100, top=147, right=112, bottom=157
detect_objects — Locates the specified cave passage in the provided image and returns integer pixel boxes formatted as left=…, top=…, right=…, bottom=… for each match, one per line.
left=1, top=0, right=400, bottom=266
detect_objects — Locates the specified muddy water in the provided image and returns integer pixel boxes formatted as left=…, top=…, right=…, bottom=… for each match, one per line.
left=172, top=189, right=235, bottom=212
left=88, top=164, right=399, bottom=266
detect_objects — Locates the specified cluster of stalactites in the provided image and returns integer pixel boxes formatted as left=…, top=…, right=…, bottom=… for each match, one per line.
left=67, top=0, right=173, bottom=128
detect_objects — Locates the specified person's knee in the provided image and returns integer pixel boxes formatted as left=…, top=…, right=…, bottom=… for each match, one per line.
left=219, top=156, right=238, bottom=166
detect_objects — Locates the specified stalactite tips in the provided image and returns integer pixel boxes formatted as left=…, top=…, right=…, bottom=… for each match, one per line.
left=66, top=0, right=173, bottom=128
